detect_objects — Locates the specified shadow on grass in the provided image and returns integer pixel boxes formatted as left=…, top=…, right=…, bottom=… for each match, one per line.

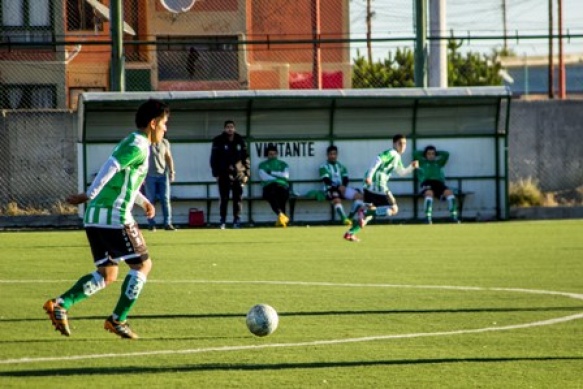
left=1, top=244, right=87, bottom=249
left=2, top=306, right=583, bottom=325
left=150, top=240, right=286, bottom=247
left=1, top=356, right=583, bottom=377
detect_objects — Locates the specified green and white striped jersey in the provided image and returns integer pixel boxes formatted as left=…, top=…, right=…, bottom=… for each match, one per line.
left=363, top=148, right=412, bottom=194
left=319, top=161, right=348, bottom=190
left=84, top=132, right=150, bottom=227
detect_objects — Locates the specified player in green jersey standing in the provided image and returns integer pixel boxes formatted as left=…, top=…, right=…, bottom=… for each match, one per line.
left=413, top=145, right=459, bottom=224
left=319, top=145, right=364, bottom=226
left=344, top=134, right=419, bottom=242
left=258, top=143, right=291, bottom=227
left=43, top=99, right=170, bottom=339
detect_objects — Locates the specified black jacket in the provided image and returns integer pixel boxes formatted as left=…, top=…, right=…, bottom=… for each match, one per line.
left=210, top=132, right=251, bottom=181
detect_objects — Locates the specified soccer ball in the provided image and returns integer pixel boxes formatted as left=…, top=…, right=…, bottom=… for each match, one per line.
left=246, top=304, right=279, bottom=337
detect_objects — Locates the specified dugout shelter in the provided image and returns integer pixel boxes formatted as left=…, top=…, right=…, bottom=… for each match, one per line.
left=77, top=87, right=511, bottom=225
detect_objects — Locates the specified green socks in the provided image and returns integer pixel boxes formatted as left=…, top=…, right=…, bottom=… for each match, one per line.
left=113, top=269, right=147, bottom=322
left=447, top=195, right=458, bottom=218
left=348, top=200, right=364, bottom=219
left=348, top=225, right=362, bottom=234
left=334, top=203, right=347, bottom=220
left=59, top=271, right=106, bottom=310
left=56, top=269, right=147, bottom=323
left=424, top=197, right=433, bottom=219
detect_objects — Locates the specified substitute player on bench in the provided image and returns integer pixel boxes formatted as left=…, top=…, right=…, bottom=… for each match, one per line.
left=413, top=145, right=459, bottom=224
left=319, top=145, right=364, bottom=226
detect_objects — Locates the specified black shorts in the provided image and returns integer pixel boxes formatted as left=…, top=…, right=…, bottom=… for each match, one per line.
left=363, top=189, right=394, bottom=207
left=85, top=223, right=149, bottom=267
left=326, top=187, right=341, bottom=201
left=420, top=180, right=449, bottom=199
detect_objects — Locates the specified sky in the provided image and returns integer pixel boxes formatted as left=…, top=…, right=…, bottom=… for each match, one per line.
left=349, top=0, right=583, bottom=60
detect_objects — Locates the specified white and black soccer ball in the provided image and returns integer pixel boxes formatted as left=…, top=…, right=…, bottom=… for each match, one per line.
left=246, top=304, right=279, bottom=337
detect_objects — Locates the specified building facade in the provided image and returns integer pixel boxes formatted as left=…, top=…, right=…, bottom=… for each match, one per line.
left=0, top=0, right=351, bottom=109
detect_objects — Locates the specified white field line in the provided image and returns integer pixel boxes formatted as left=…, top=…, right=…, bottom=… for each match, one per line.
left=0, top=281, right=582, bottom=366
left=3, top=279, right=583, bottom=302
left=2, top=313, right=583, bottom=366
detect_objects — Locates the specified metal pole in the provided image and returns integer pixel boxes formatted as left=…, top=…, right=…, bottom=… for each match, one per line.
left=503, top=96, right=511, bottom=220
left=548, top=0, right=554, bottom=99
left=311, top=0, right=322, bottom=89
left=366, top=0, right=373, bottom=64
left=502, top=0, right=508, bottom=53
left=524, top=54, right=529, bottom=96
left=429, top=0, right=446, bottom=87
left=557, top=0, right=566, bottom=99
left=110, top=0, right=125, bottom=92
left=414, top=0, right=427, bottom=87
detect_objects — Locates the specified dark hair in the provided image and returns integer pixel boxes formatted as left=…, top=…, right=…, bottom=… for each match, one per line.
left=135, top=99, right=169, bottom=129
left=266, top=143, right=278, bottom=153
left=224, top=120, right=235, bottom=128
left=392, top=134, right=406, bottom=143
left=326, top=145, right=338, bottom=154
left=423, top=145, right=437, bottom=157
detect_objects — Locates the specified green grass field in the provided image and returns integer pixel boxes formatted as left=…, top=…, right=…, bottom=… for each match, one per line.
left=0, top=220, right=582, bottom=388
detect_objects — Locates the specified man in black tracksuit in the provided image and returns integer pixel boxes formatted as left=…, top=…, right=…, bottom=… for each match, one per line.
left=210, top=120, right=251, bottom=229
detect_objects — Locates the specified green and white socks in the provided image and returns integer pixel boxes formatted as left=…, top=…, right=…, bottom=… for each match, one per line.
left=56, top=269, right=147, bottom=323
left=57, top=271, right=106, bottom=310
left=113, top=269, right=147, bottom=322
left=334, top=203, right=347, bottom=221
left=424, top=195, right=458, bottom=222
left=347, top=199, right=363, bottom=220
left=424, top=197, right=433, bottom=222
left=447, top=195, right=458, bottom=220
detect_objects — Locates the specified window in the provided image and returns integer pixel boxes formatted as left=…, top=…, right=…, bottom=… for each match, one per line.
left=67, top=0, right=102, bottom=32
left=157, top=36, right=239, bottom=81
left=0, top=0, right=52, bottom=43
left=1, top=85, right=56, bottom=109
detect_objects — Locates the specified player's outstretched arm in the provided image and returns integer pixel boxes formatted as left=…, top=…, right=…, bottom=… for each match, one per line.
left=66, top=193, right=89, bottom=205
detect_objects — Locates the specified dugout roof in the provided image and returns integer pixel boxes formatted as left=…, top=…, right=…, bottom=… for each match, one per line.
left=78, top=87, right=511, bottom=142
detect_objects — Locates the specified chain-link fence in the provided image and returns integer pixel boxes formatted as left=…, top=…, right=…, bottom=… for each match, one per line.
left=509, top=100, right=583, bottom=206
left=0, top=110, right=78, bottom=215
left=1, top=0, right=582, bottom=215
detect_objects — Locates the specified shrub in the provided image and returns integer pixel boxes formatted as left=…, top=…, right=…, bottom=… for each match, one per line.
left=0, top=201, right=77, bottom=216
left=50, top=201, right=78, bottom=215
left=509, top=178, right=544, bottom=207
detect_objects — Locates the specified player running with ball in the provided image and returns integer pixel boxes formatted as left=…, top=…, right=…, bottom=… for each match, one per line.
left=344, top=134, right=418, bottom=242
left=43, top=99, right=170, bottom=339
